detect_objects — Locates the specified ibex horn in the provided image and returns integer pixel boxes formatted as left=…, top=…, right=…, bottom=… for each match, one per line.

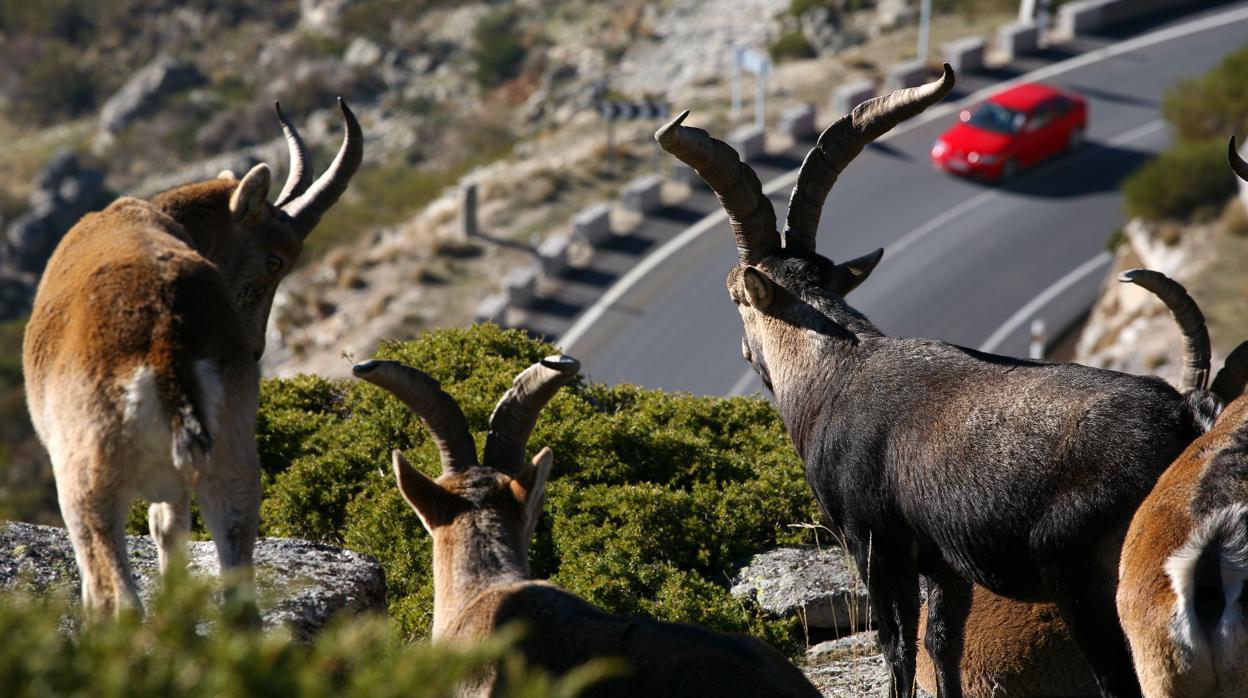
left=1230, top=136, right=1248, bottom=183
left=353, top=360, right=478, bottom=473
left=784, top=64, right=956, bottom=253
left=1212, top=340, right=1248, bottom=404
left=655, top=111, right=779, bottom=265
left=1119, top=268, right=1211, bottom=393
left=483, top=355, right=580, bottom=476
left=273, top=102, right=311, bottom=208
left=281, top=97, right=363, bottom=240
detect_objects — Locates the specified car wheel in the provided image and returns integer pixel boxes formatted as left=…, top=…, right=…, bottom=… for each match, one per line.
left=1067, top=127, right=1085, bottom=152
left=999, top=158, right=1018, bottom=182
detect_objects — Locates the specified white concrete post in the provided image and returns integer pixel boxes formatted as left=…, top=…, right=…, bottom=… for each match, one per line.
left=459, top=182, right=478, bottom=240
left=1029, top=318, right=1046, bottom=360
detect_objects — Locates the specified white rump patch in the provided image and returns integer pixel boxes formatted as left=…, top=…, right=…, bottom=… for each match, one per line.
left=122, top=365, right=162, bottom=429
left=1165, top=503, right=1248, bottom=671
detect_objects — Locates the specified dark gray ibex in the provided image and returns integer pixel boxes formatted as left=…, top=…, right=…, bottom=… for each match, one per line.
left=656, top=65, right=1213, bottom=698
left=353, top=356, right=822, bottom=698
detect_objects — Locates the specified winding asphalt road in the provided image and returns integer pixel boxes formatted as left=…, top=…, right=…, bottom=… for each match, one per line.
left=563, top=4, right=1248, bottom=396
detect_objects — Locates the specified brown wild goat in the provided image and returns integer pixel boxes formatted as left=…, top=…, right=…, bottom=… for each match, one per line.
left=352, top=356, right=822, bottom=698
left=23, top=99, right=362, bottom=614
left=1116, top=141, right=1248, bottom=698
left=916, top=586, right=1097, bottom=697
left=656, top=65, right=1215, bottom=698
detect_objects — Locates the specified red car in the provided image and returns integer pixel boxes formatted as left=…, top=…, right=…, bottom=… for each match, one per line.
left=931, top=83, right=1087, bottom=182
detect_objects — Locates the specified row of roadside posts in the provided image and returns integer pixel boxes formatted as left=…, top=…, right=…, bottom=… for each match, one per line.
left=597, top=45, right=771, bottom=177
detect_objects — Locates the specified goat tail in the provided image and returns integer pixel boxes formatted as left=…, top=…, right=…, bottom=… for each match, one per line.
left=1164, top=503, right=1248, bottom=677
left=169, top=359, right=223, bottom=471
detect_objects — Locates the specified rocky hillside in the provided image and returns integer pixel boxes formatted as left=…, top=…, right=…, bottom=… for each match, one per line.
left=1075, top=194, right=1248, bottom=384
left=0, top=0, right=1017, bottom=524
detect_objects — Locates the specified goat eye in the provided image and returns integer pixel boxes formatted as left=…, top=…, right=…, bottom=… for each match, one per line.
left=265, top=255, right=283, bottom=274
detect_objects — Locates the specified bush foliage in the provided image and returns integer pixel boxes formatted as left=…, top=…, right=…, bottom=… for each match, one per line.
left=256, top=325, right=817, bottom=649
left=1123, top=139, right=1237, bottom=222
left=1123, top=46, right=1248, bottom=224
left=0, top=563, right=603, bottom=698
left=471, top=10, right=528, bottom=88
left=1162, top=45, right=1248, bottom=143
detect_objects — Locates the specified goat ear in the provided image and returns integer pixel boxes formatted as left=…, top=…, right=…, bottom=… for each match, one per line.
left=392, top=449, right=454, bottom=534
left=741, top=266, right=774, bottom=310
left=229, top=164, right=272, bottom=225
left=833, top=248, right=883, bottom=296
left=510, top=447, right=553, bottom=545
left=217, top=169, right=237, bottom=181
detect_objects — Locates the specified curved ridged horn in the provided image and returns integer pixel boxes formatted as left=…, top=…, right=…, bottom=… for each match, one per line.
left=1118, top=268, right=1211, bottom=393
left=1230, top=136, right=1248, bottom=183
left=352, top=360, right=478, bottom=473
left=1212, top=340, right=1248, bottom=403
left=482, top=355, right=580, bottom=475
left=784, top=64, right=956, bottom=253
left=655, top=111, right=779, bottom=264
left=281, top=97, right=363, bottom=239
left=272, top=102, right=311, bottom=208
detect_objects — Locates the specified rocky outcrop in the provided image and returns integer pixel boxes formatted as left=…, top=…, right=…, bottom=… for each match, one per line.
left=0, top=521, right=385, bottom=640
left=1075, top=218, right=1217, bottom=383
left=96, top=56, right=206, bottom=147
left=731, top=545, right=872, bottom=634
left=1, top=152, right=113, bottom=319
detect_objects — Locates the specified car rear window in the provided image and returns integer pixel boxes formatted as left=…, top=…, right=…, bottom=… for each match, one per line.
left=968, top=103, right=1025, bottom=134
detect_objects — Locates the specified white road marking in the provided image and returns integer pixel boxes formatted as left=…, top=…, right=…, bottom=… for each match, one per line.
left=979, top=251, right=1113, bottom=354
left=728, top=367, right=760, bottom=397
left=560, top=4, right=1248, bottom=359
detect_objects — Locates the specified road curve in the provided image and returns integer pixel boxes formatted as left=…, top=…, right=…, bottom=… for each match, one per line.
left=564, top=5, right=1248, bottom=396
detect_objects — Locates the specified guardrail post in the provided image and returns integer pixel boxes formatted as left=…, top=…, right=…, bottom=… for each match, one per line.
left=1029, top=318, right=1046, bottom=359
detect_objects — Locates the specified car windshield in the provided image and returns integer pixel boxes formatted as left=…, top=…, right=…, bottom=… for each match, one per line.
left=967, top=103, right=1025, bottom=134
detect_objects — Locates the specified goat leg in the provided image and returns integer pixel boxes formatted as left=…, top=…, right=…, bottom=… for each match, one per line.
left=856, top=536, right=921, bottom=698
left=195, top=458, right=262, bottom=628
left=149, top=492, right=191, bottom=574
left=1038, top=552, right=1141, bottom=698
left=921, top=564, right=971, bottom=698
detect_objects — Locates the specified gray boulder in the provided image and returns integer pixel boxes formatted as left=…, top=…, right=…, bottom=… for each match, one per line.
left=802, top=633, right=934, bottom=698
left=0, top=521, right=385, bottom=640
left=97, top=55, right=205, bottom=138
left=2, top=151, right=112, bottom=296
left=730, top=545, right=871, bottom=633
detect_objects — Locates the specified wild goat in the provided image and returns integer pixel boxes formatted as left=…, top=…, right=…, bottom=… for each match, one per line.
left=352, top=356, right=822, bottom=698
left=911, top=267, right=1222, bottom=698
left=1116, top=142, right=1248, bottom=698
left=23, top=99, right=362, bottom=614
left=916, top=586, right=1097, bottom=697
left=656, top=65, right=1214, bottom=698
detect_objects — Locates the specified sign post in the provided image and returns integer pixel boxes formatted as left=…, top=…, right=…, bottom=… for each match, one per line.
left=598, top=100, right=672, bottom=176
left=734, top=47, right=771, bottom=130
left=917, top=0, right=932, bottom=61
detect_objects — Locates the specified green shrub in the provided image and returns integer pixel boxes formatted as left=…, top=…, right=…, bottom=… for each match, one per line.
left=769, top=31, right=816, bottom=62
left=8, top=42, right=99, bottom=123
left=1162, top=45, right=1248, bottom=143
left=471, top=10, right=527, bottom=89
left=256, top=325, right=816, bottom=650
left=0, top=563, right=604, bottom=698
left=1123, top=139, right=1237, bottom=222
